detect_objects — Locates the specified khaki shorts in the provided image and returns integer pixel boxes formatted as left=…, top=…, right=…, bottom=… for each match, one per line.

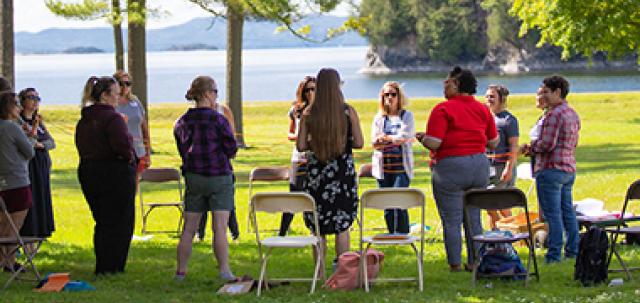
left=184, top=173, right=234, bottom=212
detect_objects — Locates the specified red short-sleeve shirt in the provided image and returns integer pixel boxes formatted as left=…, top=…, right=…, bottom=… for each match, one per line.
left=425, top=95, right=498, bottom=163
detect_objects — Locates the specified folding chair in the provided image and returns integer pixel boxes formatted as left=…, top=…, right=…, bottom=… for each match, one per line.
left=138, top=168, right=184, bottom=234
left=463, top=188, right=540, bottom=286
left=250, top=192, right=322, bottom=296
left=359, top=188, right=425, bottom=292
left=605, top=179, right=640, bottom=280
left=516, top=163, right=536, bottom=198
left=0, top=197, right=44, bottom=289
left=246, top=167, right=290, bottom=233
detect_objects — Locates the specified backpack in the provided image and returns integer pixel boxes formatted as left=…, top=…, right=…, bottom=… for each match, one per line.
left=574, top=227, right=609, bottom=286
left=323, top=249, right=384, bottom=290
left=477, top=239, right=527, bottom=279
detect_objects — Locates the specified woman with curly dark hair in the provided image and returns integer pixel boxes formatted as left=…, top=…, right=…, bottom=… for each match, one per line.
left=416, top=66, right=499, bottom=272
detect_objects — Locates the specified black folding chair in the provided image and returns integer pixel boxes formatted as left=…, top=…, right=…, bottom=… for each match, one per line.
left=605, top=179, right=640, bottom=280
left=0, top=197, right=44, bottom=289
left=464, top=188, right=540, bottom=286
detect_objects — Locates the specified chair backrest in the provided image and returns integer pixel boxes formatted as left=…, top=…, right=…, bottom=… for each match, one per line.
left=463, top=188, right=527, bottom=211
left=249, top=167, right=290, bottom=182
left=360, top=188, right=425, bottom=210
left=251, top=192, right=315, bottom=214
left=358, top=164, right=373, bottom=179
left=620, top=179, right=640, bottom=217
left=140, top=168, right=181, bottom=183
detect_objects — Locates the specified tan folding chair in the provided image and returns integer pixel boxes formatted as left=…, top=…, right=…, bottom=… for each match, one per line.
left=246, top=167, right=290, bottom=233
left=0, top=197, right=44, bottom=289
left=605, top=179, right=640, bottom=280
left=139, top=168, right=184, bottom=234
left=359, top=188, right=426, bottom=292
left=250, top=192, right=322, bottom=296
left=463, top=188, right=540, bottom=286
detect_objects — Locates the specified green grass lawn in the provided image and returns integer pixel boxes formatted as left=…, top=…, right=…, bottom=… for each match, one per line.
left=3, top=92, right=640, bottom=302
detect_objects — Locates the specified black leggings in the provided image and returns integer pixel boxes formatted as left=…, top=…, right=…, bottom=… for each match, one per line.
left=78, top=160, right=136, bottom=275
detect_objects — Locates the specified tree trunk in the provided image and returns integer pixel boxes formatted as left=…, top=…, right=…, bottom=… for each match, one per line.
left=128, top=0, right=148, bottom=117
left=226, top=4, right=245, bottom=147
left=0, top=0, right=14, bottom=88
left=112, top=0, right=124, bottom=71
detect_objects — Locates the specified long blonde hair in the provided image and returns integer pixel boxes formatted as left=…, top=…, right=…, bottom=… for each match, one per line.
left=305, top=68, right=346, bottom=162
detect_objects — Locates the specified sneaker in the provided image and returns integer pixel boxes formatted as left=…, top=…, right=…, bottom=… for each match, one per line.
left=174, top=271, right=186, bottom=281
left=220, top=271, right=236, bottom=282
left=449, top=264, right=462, bottom=272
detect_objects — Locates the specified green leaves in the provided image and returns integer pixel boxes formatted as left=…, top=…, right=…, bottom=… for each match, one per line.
left=511, top=0, right=640, bottom=61
left=45, top=0, right=110, bottom=21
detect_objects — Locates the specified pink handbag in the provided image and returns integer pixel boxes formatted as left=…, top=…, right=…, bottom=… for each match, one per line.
left=323, top=249, right=384, bottom=290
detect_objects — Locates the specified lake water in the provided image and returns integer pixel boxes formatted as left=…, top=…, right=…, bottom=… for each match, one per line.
left=15, top=46, right=640, bottom=104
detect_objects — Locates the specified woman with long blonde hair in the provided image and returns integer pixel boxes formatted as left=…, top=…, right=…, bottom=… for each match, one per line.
left=297, top=68, right=363, bottom=274
left=371, top=81, right=415, bottom=234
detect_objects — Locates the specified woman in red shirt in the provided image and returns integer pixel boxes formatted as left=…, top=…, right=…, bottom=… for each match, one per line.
left=417, top=66, right=499, bottom=272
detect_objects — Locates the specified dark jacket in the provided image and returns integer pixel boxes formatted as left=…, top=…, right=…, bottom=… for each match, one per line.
left=75, top=103, right=134, bottom=163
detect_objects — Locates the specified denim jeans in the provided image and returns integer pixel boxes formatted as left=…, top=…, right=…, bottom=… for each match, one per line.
left=536, top=168, right=579, bottom=262
left=377, top=172, right=410, bottom=234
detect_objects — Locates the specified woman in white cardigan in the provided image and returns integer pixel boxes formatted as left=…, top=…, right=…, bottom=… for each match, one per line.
left=371, top=81, right=415, bottom=234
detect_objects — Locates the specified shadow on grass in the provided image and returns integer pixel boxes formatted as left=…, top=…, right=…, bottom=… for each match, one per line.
left=576, top=144, right=640, bottom=173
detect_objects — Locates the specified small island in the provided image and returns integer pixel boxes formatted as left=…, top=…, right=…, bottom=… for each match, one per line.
left=166, top=43, right=218, bottom=51
left=62, top=46, right=105, bottom=54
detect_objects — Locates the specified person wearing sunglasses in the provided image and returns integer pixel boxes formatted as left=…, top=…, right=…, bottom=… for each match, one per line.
left=174, top=76, right=238, bottom=282
left=113, top=70, right=151, bottom=180
left=17, top=88, right=56, bottom=241
left=279, top=75, right=316, bottom=237
left=371, top=81, right=415, bottom=234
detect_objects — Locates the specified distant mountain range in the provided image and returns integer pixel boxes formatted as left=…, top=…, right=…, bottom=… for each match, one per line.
left=15, top=15, right=368, bottom=54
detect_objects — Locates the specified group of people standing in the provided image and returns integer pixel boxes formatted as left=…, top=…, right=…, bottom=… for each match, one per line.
left=2, top=64, right=580, bottom=281
left=0, top=78, right=56, bottom=273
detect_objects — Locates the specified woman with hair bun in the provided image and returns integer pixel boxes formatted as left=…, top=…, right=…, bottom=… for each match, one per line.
left=174, top=76, right=238, bottom=282
left=416, top=66, right=499, bottom=272
left=75, top=76, right=136, bottom=275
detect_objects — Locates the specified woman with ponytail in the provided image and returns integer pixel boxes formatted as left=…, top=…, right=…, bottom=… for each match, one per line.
left=75, top=76, right=136, bottom=275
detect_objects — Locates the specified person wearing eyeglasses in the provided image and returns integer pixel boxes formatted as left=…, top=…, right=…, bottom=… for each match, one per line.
left=416, top=66, right=499, bottom=272
left=76, top=76, right=136, bottom=275
left=0, top=91, right=35, bottom=273
left=371, top=81, right=415, bottom=234
left=113, top=70, right=151, bottom=180
left=17, top=88, right=56, bottom=241
left=279, top=76, right=316, bottom=237
left=174, top=76, right=238, bottom=282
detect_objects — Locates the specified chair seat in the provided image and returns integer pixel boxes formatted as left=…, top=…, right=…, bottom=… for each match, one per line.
left=606, top=226, right=640, bottom=234
left=0, top=237, right=44, bottom=245
left=473, top=233, right=530, bottom=243
left=145, top=202, right=181, bottom=207
left=363, top=235, right=420, bottom=245
left=261, top=236, right=319, bottom=248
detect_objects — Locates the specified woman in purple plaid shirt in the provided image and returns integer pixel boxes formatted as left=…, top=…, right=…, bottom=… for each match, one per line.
left=174, top=76, right=238, bottom=282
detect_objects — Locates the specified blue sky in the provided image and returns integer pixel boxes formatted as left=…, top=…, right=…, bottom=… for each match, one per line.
left=15, top=0, right=353, bottom=33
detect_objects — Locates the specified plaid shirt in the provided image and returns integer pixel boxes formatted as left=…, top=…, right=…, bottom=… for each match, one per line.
left=174, top=107, right=237, bottom=176
left=531, top=101, right=580, bottom=173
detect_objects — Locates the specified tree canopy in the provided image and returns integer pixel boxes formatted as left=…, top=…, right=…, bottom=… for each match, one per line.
left=511, top=0, right=640, bottom=60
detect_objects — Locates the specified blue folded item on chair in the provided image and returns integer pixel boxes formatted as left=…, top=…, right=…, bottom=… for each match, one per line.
left=477, top=241, right=526, bottom=280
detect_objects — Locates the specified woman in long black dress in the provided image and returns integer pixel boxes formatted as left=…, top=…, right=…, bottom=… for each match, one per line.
left=297, top=68, right=364, bottom=274
left=18, top=88, right=56, bottom=238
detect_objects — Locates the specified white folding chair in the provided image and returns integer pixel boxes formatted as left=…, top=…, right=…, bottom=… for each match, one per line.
left=0, top=197, right=44, bottom=289
left=246, top=167, right=290, bottom=233
left=359, top=188, right=426, bottom=292
left=138, top=168, right=184, bottom=234
left=516, top=162, right=536, bottom=198
left=251, top=192, right=322, bottom=296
